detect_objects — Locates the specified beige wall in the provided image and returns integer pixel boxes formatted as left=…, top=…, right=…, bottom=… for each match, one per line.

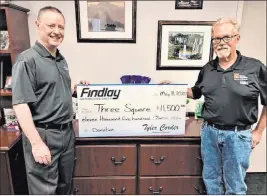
left=239, top=1, right=266, bottom=173
left=13, top=1, right=266, bottom=172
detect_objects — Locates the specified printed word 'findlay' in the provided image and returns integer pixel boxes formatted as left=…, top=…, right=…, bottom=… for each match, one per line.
left=80, top=87, right=121, bottom=99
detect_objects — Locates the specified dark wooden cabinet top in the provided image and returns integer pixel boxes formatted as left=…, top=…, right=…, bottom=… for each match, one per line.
left=0, top=2, right=30, bottom=12
left=0, top=117, right=202, bottom=150
left=0, top=89, right=12, bottom=97
left=0, top=127, right=21, bottom=151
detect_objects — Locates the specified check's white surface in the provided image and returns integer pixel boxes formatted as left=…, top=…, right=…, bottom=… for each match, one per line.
left=77, top=84, right=187, bottom=137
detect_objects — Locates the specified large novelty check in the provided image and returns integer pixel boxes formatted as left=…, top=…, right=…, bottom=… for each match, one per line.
left=77, top=84, right=187, bottom=137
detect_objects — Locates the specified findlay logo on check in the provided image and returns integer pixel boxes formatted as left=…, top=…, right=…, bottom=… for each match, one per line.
left=80, top=87, right=121, bottom=100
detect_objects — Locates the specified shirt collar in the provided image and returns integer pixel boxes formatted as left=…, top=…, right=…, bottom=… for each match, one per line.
left=33, top=41, right=64, bottom=60
left=211, top=50, right=243, bottom=71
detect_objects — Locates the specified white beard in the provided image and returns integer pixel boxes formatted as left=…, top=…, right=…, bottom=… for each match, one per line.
left=216, top=48, right=231, bottom=59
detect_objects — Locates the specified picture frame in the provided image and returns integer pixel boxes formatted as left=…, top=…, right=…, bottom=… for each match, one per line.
left=74, top=0, right=137, bottom=43
left=0, top=31, right=9, bottom=50
left=156, top=20, right=214, bottom=70
left=175, top=0, right=203, bottom=9
left=3, top=108, right=19, bottom=130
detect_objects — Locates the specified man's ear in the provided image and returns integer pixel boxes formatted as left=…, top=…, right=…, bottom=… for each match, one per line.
left=35, top=20, right=40, bottom=29
left=236, top=34, right=241, bottom=42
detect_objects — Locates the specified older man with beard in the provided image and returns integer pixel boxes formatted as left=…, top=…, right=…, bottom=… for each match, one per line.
left=191, top=18, right=267, bottom=195
left=160, top=17, right=266, bottom=194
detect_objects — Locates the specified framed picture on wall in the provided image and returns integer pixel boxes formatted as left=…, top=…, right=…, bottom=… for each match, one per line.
left=74, top=0, right=137, bottom=43
left=0, top=31, right=9, bottom=50
left=4, top=76, right=12, bottom=89
left=175, top=0, right=203, bottom=9
left=156, top=20, right=214, bottom=70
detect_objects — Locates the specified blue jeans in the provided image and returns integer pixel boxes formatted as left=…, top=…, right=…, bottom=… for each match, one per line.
left=201, top=122, right=252, bottom=195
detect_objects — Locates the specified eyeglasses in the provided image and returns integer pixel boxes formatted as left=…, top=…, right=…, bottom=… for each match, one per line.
left=211, top=34, right=239, bottom=44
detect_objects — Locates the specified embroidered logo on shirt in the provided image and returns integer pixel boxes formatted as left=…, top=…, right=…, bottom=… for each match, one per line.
left=234, top=73, right=240, bottom=79
left=240, top=81, right=248, bottom=85
left=233, top=73, right=249, bottom=85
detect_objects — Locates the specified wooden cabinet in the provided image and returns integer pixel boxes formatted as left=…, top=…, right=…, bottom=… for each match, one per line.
left=0, top=128, right=28, bottom=194
left=0, top=3, right=30, bottom=125
left=138, top=144, right=205, bottom=194
left=74, top=145, right=137, bottom=176
left=0, top=117, right=204, bottom=195
left=73, top=144, right=137, bottom=194
left=73, top=177, right=136, bottom=195
left=0, top=3, right=30, bottom=65
left=139, top=144, right=202, bottom=176
left=73, top=117, right=205, bottom=195
left=139, top=177, right=205, bottom=195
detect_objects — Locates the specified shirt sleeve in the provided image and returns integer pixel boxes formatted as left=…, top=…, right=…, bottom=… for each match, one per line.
left=191, top=68, right=204, bottom=99
left=258, top=62, right=267, bottom=106
left=11, top=60, right=37, bottom=105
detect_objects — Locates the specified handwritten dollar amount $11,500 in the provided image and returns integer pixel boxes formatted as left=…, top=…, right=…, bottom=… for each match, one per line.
left=77, top=84, right=187, bottom=137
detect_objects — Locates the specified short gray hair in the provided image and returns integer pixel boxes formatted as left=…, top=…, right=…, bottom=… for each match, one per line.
left=37, top=6, right=65, bottom=21
left=212, top=17, right=240, bottom=34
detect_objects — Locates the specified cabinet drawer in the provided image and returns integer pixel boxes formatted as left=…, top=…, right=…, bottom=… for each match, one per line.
left=139, top=144, right=202, bottom=175
left=73, top=176, right=136, bottom=195
left=74, top=145, right=136, bottom=176
left=139, top=176, right=205, bottom=195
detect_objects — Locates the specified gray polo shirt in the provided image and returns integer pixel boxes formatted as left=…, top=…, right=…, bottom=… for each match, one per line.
left=11, top=41, right=73, bottom=124
left=192, top=50, right=267, bottom=126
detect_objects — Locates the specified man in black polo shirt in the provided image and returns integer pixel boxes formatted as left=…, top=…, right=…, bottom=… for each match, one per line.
left=160, top=18, right=266, bottom=194
left=11, top=6, right=89, bottom=194
left=189, top=18, right=266, bottom=195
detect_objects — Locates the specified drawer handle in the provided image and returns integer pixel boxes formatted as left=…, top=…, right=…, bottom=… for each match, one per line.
left=197, top=156, right=202, bottom=160
left=150, top=156, right=165, bottom=164
left=73, top=188, right=79, bottom=195
left=149, top=187, right=163, bottom=194
left=111, top=186, right=126, bottom=194
left=111, top=156, right=126, bottom=165
left=194, top=186, right=206, bottom=194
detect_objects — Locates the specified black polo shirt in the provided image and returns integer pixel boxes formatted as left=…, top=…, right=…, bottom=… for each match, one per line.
left=192, top=50, right=267, bottom=126
left=11, top=41, right=73, bottom=124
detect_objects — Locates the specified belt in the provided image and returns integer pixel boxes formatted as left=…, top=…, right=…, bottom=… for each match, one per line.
left=206, top=122, right=251, bottom=131
left=34, top=122, right=72, bottom=130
